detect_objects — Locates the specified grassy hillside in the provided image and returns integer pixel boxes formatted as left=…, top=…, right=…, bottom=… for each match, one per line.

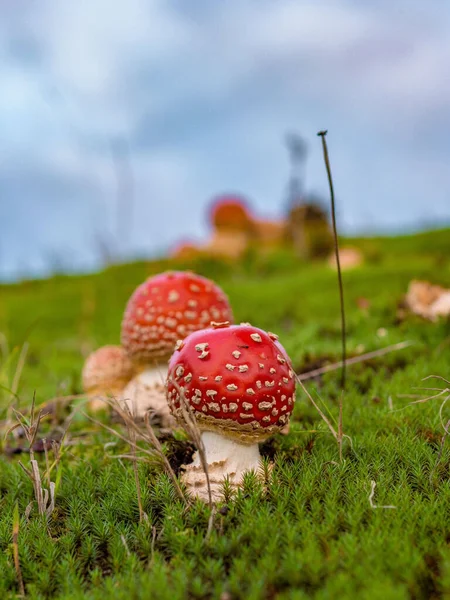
left=0, top=229, right=450, bottom=599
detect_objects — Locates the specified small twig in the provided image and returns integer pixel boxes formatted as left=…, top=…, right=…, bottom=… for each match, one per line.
left=338, top=392, right=343, bottom=462
left=368, top=480, right=396, bottom=509
left=298, top=341, right=414, bottom=381
left=12, top=501, right=25, bottom=597
left=318, top=130, right=346, bottom=390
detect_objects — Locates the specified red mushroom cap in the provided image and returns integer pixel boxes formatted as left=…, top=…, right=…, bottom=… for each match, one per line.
left=166, top=323, right=295, bottom=442
left=121, top=271, right=234, bottom=366
left=209, top=194, right=253, bottom=230
left=82, top=345, right=135, bottom=394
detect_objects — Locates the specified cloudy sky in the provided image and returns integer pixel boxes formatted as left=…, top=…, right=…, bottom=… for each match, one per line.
left=1, top=0, right=449, bottom=280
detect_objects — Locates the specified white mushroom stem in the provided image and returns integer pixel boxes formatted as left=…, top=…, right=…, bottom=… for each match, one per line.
left=120, top=365, right=175, bottom=427
left=182, top=431, right=262, bottom=502
left=136, top=365, right=168, bottom=388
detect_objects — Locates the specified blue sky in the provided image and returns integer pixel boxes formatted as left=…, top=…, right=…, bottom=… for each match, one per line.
left=1, top=0, right=449, bottom=281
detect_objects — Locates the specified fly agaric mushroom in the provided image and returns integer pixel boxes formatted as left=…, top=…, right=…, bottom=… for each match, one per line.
left=166, top=322, right=295, bottom=501
left=121, top=271, right=234, bottom=424
left=82, top=345, right=135, bottom=411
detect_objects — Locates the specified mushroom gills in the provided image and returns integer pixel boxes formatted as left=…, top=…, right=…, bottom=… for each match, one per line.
left=182, top=431, right=262, bottom=502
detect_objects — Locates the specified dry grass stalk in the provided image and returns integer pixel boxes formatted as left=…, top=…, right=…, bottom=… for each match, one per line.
left=84, top=397, right=187, bottom=504
left=296, top=375, right=353, bottom=461
left=398, top=376, right=450, bottom=426
left=18, top=459, right=56, bottom=518
left=170, top=378, right=213, bottom=510
left=368, top=480, right=396, bottom=509
left=298, top=340, right=413, bottom=381
left=12, top=500, right=25, bottom=597
left=295, top=375, right=338, bottom=441
left=7, top=395, right=71, bottom=521
left=168, top=379, right=216, bottom=539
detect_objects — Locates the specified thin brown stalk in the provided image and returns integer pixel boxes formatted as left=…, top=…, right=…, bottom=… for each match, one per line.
left=338, top=392, right=344, bottom=462
left=318, top=130, right=346, bottom=390
left=13, top=501, right=25, bottom=597
left=298, top=341, right=413, bottom=381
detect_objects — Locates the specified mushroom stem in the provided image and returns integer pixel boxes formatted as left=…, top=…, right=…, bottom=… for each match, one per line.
left=182, top=431, right=262, bottom=502
left=137, top=364, right=168, bottom=388
left=121, top=365, right=174, bottom=426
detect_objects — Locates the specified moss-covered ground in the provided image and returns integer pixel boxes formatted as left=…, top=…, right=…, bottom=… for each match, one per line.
left=0, top=228, right=450, bottom=599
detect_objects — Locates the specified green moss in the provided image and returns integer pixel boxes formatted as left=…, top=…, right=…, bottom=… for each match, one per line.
left=0, top=228, right=450, bottom=599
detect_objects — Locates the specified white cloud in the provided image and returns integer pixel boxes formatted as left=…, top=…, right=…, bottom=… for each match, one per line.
left=0, top=0, right=449, bottom=279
